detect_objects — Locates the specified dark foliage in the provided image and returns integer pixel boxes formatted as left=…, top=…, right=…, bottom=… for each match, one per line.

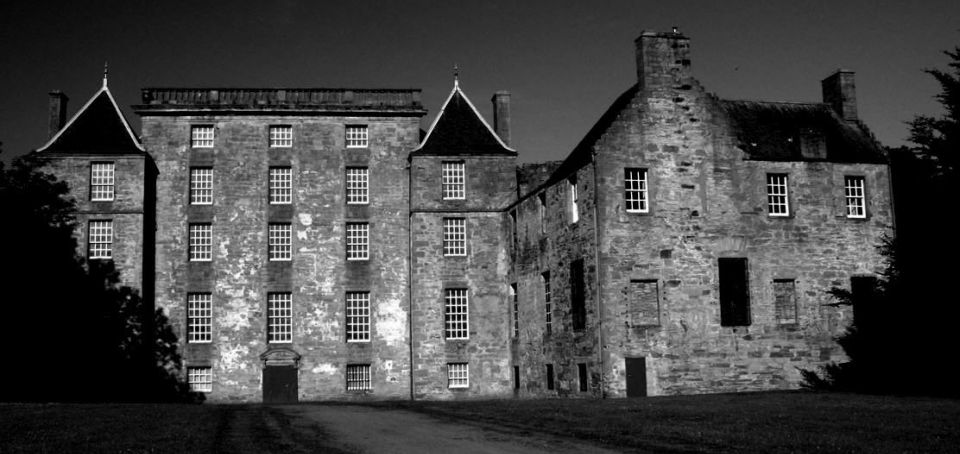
left=0, top=152, right=199, bottom=402
left=804, top=46, right=960, bottom=396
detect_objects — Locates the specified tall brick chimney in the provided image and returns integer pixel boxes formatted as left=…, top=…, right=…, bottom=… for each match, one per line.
left=491, top=91, right=511, bottom=146
left=635, top=29, right=692, bottom=91
left=48, top=91, right=69, bottom=139
left=822, top=70, right=858, bottom=121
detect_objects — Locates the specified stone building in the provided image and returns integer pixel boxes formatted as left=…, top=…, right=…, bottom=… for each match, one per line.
left=37, top=30, right=890, bottom=402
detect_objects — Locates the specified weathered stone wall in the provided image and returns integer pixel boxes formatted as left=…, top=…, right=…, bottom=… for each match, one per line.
left=409, top=154, right=516, bottom=398
left=140, top=113, right=420, bottom=401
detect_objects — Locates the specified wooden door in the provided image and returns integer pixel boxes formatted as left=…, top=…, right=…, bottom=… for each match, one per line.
left=625, top=357, right=647, bottom=397
left=263, top=365, right=298, bottom=403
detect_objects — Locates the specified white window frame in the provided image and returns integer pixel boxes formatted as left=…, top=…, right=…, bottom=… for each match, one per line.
left=188, top=367, right=212, bottom=393
left=88, top=220, right=113, bottom=259
left=538, top=193, right=547, bottom=235
left=569, top=178, right=579, bottom=223
left=844, top=176, right=866, bottom=219
left=346, top=291, right=371, bottom=342
left=346, top=167, right=369, bottom=205
left=267, top=293, right=293, bottom=343
left=346, top=223, right=369, bottom=261
left=510, top=283, right=518, bottom=338
left=441, top=161, right=465, bottom=200
left=189, top=224, right=212, bottom=262
left=346, top=125, right=368, bottom=148
left=766, top=174, right=790, bottom=217
left=444, top=288, right=469, bottom=340
left=269, top=125, right=293, bottom=148
left=543, top=271, right=552, bottom=335
left=346, top=364, right=372, bottom=391
left=268, top=223, right=292, bottom=261
left=90, top=162, right=115, bottom=202
left=624, top=168, right=649, bottom=213
left=191, top=125, right=214, bottom=148
left=187, top=293, right=212, bottom=343
left=269, top=167, right=292, bottom=205
left=447, top=362, right=469, bottom=389
left=189, top=167, right=213, bottom=205
left=442, top=218, right=467, bottom=256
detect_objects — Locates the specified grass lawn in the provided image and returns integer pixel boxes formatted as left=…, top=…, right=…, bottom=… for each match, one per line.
left=368, top=391, right=960, bottom=453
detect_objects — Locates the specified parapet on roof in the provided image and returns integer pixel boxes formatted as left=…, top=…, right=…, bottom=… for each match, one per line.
left=134, top=88, right=426, bottom=115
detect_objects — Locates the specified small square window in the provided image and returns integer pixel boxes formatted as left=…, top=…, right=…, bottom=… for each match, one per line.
left=269, top=167, right=293, bottom=205
left=269, top=125, right=292, bottom=148
left=187, top=293, right=212, bottom=343
left=442, top=218, right=466, bottom=256
left=90, top=162, right=115, bottom=201
left=346, top=125, right=368, bottom=148
left=189, top=224, right=212, bottom=262
left=267, top=293, right=292, bottom=343
left=88, top=220, right=113, bottom=259
left=188, top=367, right=212, bottom=393
left=268, top=223, right=292, bottom=261
left=191, top=125, right=214, bottom=148
left=766, top=174, right=790, bottom=217
left=346, top=364, right=372, bottom=391
left=844, top=176, right=866, bottom=219
left=448, top=363, right=469, bottom=388
left=441, top=162, right=465, bottom=200
left=346, top=292, right=371, bottom=342
left=444, top=288, right=469, bottom=340
left=346, top=167, right=369, bottom=205
left=346, top=223, right=369, bottom=261
left=190, top=167, right=213, bottom=205
left=624, top=168, right=649, bottom=213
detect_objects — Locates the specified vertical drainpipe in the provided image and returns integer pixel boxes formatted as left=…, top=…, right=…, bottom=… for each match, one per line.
left=591, top=150, right=605, bottom=398
left=407, top=159, right=415, bottom=401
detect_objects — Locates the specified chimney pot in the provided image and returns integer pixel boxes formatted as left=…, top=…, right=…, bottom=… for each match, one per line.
left=48, top=91, right=69, bottom=139
left=492, top=91, right=512, bottom=146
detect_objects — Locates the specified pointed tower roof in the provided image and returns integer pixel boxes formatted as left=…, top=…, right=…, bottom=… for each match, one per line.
left=37, top=76, right=144, bottom=154
left=413, top=80, right=515, bottom=155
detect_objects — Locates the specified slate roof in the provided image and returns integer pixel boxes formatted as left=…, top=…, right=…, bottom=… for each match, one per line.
left=38, top=82, right=144, bottom=154
left=413, top=81, right=514, bottom=155
left=720, top=100, right=885, bottom=163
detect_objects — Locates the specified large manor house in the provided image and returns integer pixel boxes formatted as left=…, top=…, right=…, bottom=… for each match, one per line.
left=35, top=31, right=891, bottom=402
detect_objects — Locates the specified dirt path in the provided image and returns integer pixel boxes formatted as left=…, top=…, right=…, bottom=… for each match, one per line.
left=278, top=404, right=624, bottom=454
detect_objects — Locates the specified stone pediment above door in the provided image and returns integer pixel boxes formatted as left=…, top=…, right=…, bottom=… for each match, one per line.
left=259, top=347, right=301, bottom=367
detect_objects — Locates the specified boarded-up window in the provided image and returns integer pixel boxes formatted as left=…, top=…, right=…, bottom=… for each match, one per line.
left=719, top=258, right=751, bottom=326
left=773, top=279, right=797, bottom=324
left=570, top=259, right=586, bottom=330
left=629, top=280, right=660, bottom=326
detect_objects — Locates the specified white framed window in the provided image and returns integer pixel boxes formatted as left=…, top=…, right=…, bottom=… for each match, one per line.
left=189, top=167, right=213, bottom=205
left=189, top=224, right=212, bottom=262
left=346, top=223, right=369, bottom=261
left=569, top=177, right=579, bottom=223
left=624, top=168, right=649, bottom=213
left=447, top=362, right=469, bottom=388
left=441, top=161, right=465, bottom=200
left=444, top=288, right=469, bottom=340
left=88, top=220, right=113, bottom=259
left=269, top=167, right=292, bottom=205
left=346, top=125, right=368, bottom=148
left=188, top=367, right=212, bottom=393
left=187, top=293, right=212, bottom=343
left=510, top=283, right=518, bottom=338
left=538, top=193, right=547, bottom=235
left=844, top=176, right=866, bottom=219
left=268, top=223, right=292, bottom=261
left=191, top=125, right=214, bottom=148
left=543, top=271, right=552, bottom=335
left=346, top=167, right=369, bottom=205
left=269, top=125, right=292, bottom=148
left=346, top=291, right=371, bottom=342
left=90, top=162, right=115, bottom=201
left=442, top=218, right=466, bottom=256
left=766, top=174, right=790, bottom=217
left=267, top=293, right=292, bottom=343
left=346, top=364, right=372, bottom=391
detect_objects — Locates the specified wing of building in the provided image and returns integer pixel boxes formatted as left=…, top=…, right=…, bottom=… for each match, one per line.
left=36, top=30, right=891, bottom=402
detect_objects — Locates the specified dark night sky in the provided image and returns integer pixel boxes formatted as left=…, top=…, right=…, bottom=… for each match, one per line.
left=1, top=1, right=958, bottom=164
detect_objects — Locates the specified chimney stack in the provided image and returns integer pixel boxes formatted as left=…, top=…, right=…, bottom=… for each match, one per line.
left=635, top=29, right=692, bottom=91
left=48, top=91, right=69, bottom=139
left=492, top=91, right=511, bottom=146
left=822, top=70, right=858, bottom=121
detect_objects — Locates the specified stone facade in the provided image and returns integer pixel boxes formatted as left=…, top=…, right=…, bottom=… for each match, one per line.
left=38, top=31, right=891, bottom=402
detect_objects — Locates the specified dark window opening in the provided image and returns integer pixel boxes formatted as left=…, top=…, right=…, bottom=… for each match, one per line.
left=546, top=364, right=555, bottom=390
left=719, top=257, right=751, bottom=326
left=578, top=363, right=588, bottom=392
left=851, top=276, right=878, bottom=328
left=571, top=259, right=586, bottom=330
left=513, top=366, right=520, bottom=390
